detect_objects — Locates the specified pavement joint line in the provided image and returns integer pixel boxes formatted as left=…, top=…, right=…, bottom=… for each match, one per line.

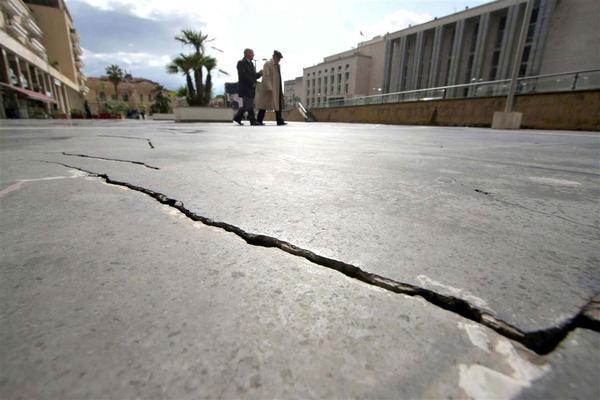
left=61, top=152, right=160, bottom=170
left=45, top=160, right=600, bottom=356
left=97, top=134, right=154, bottom=149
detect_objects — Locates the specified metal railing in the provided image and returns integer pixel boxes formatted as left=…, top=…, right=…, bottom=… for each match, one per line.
left=319, top=69, right=600, bottom=109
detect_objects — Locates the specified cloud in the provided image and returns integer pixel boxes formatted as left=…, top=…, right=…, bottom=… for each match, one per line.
left=66, top=0, right=484, bottom=93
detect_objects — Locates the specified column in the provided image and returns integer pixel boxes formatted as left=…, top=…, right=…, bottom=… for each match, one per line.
left=0, top=48, right=11, bottom=84
left=62, top=84, right=71, bottom=115
left=24, top=62, right=33, bottom=90
left=447, top=19, right=466, bottom=86
left=497, top=4, right=521, bottom=79
left=528, top=0, right=556, bottom=76
left=40, top=70, right=48, bottom=94
left=396, top=36, right=408, bottom=92
left=409, top=31, right=424, bottom=90
left=428, top=26, right=444, bottom=88
left=55, top=82, right=65, bottom=113
left=469, top=13, right=491, bottom=95
left=14, top=55, right=24, bottom=88
left=383, top=39, right=393, bottom=93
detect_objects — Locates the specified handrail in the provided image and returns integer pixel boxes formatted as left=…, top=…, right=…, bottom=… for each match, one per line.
left=318, top=69, right=600, bottom=108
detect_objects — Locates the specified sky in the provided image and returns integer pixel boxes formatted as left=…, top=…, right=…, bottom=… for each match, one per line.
left=66, top=0, right=490, bottom=94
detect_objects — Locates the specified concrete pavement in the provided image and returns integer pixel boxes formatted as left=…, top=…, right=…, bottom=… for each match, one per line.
left=1, top=120, right=598, bottom=399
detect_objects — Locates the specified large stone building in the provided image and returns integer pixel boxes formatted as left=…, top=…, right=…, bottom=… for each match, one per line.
left=0, top=0, right=86, bottom=118
left=85, top=75, right=164, bottom=115
left=383, top=0, right=600, bottom=94
left=302, top=36, right=385, bottom=108
left=301, top=0, right=599, bottom=109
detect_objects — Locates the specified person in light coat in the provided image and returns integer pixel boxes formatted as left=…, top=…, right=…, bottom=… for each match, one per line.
left=256, top=50, right=287, bottom=126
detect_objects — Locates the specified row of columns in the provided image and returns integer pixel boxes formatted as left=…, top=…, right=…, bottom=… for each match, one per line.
left=384, top=0, right=556, bottom=94
left=0, top=46, right=70, bottom=115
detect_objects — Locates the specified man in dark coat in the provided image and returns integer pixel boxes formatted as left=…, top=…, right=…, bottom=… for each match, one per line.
left=233, top=48, right=262, bottom=125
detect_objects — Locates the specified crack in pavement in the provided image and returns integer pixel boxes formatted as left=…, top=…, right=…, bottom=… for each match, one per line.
left=161, top=128, right=206, bottom=135
left=470, top=186, right=599, bottom=231
left=62, top=152, right=160, bottom=170
left=98, top=135, right=154, bottom=149
left=46, top=160, right=600, bottom=355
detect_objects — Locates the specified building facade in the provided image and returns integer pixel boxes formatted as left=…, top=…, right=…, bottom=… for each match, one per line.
left=85, top=75, right=163, bottom=115
left=383, top=0, right=600, bottom=94
left=283, top=76, right=303, bottom=110
left=302, top=36, right=385, bottom=108
left=0, top=0, right=86, bottom=118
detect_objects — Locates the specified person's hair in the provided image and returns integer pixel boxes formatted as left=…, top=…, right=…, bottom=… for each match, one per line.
left=244, top=48, right=253, bottom=56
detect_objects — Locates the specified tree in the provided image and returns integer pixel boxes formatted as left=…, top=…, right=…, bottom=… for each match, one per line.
left=167, top=54, right=198, bottom=104
left=176, top=85, right=188, bottom=98
left=105, top=64, right=124, bottom=100
left=167, top=29, right=218, bottom=106
left=202, top=56, right=217, bottom=104
left=150, top=85, right=172, bottom=114
left=175, top=29, right=213, bottom=101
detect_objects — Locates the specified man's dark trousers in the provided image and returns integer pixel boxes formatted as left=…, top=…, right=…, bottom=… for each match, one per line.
left=234, top=97, right=256, bottom=124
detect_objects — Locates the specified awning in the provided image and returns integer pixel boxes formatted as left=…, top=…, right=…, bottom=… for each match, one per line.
left=0, top=82, right=58, bottom=104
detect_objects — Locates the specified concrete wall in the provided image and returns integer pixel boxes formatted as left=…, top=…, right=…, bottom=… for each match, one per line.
left=540, top=0, right=600, bottom=74
left=308, top=90, right=600, bottom=131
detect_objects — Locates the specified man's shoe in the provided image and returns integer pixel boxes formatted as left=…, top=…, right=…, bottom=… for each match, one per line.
left=250, top=122, right=260, bottom=126
left=233, top=118, right=243, bottom=126
left=256, top=122, right=265, bottom=125
left=277, top=122, right=288, bottom=126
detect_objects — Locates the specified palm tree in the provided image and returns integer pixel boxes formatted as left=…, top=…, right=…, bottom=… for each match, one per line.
left=166, top=54, right=199, bottom=103
left=175, top=29, right=215, bottom=105
left=175, top=29, right=212, bottom=55
left=202, top=56, right=217, bottom=104
left=105, top=64, right=124, bottom=100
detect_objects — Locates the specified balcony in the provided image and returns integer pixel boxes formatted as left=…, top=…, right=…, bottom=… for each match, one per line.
left=30, top=37, right=47, bottom=58
left=6, top=20, right=29, bottom=43
left=3, top=0, right=28, bottom=17
left=72, top=44, right=82, bottom=56
left=24, top=17, right=43, bottom=38
left=75, top=59, right=84, bottom=69
left=70, top=30, right=80, bottom=44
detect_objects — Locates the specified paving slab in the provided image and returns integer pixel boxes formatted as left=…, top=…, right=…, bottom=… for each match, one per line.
left=516, top=329, right=600, bottom=400
left=3, top=121, right=597, bottom=333
left=0, top=171, right=564, bottom=399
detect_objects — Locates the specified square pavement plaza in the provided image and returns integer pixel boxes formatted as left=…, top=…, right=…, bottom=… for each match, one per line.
left=1, top=120, right=599, bottom=399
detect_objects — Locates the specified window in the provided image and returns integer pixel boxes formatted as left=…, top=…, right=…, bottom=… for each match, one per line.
left=99, top=91, right=106, bottom=101
left=139, top=94, right=144, bottom=102
left=344, top=72, right=349, bottom=81
left=344, top=84, right=349, bottom=94
left=148, top=94, right=153, bottom=101
left=345, top=64, right=349, bottom=69
left=122, top=93, right=129, bottom=102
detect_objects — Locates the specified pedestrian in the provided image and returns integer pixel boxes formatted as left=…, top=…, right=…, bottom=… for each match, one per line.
left=233, top=48, right=262, bottom=126
left=256, top=50, right=287, bottom=126
left=139, top=104, right=146, bottom=120
left=84, top=100, right=92, bottom=119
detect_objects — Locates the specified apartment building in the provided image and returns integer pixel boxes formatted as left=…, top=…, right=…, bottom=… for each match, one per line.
left=0, top=0, right=86, bottom=118
left=383, top=0, right=600, bottom=93
left=85, top=75, right=163, bottom=115
left=303, top=36, right=385, bottom=108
